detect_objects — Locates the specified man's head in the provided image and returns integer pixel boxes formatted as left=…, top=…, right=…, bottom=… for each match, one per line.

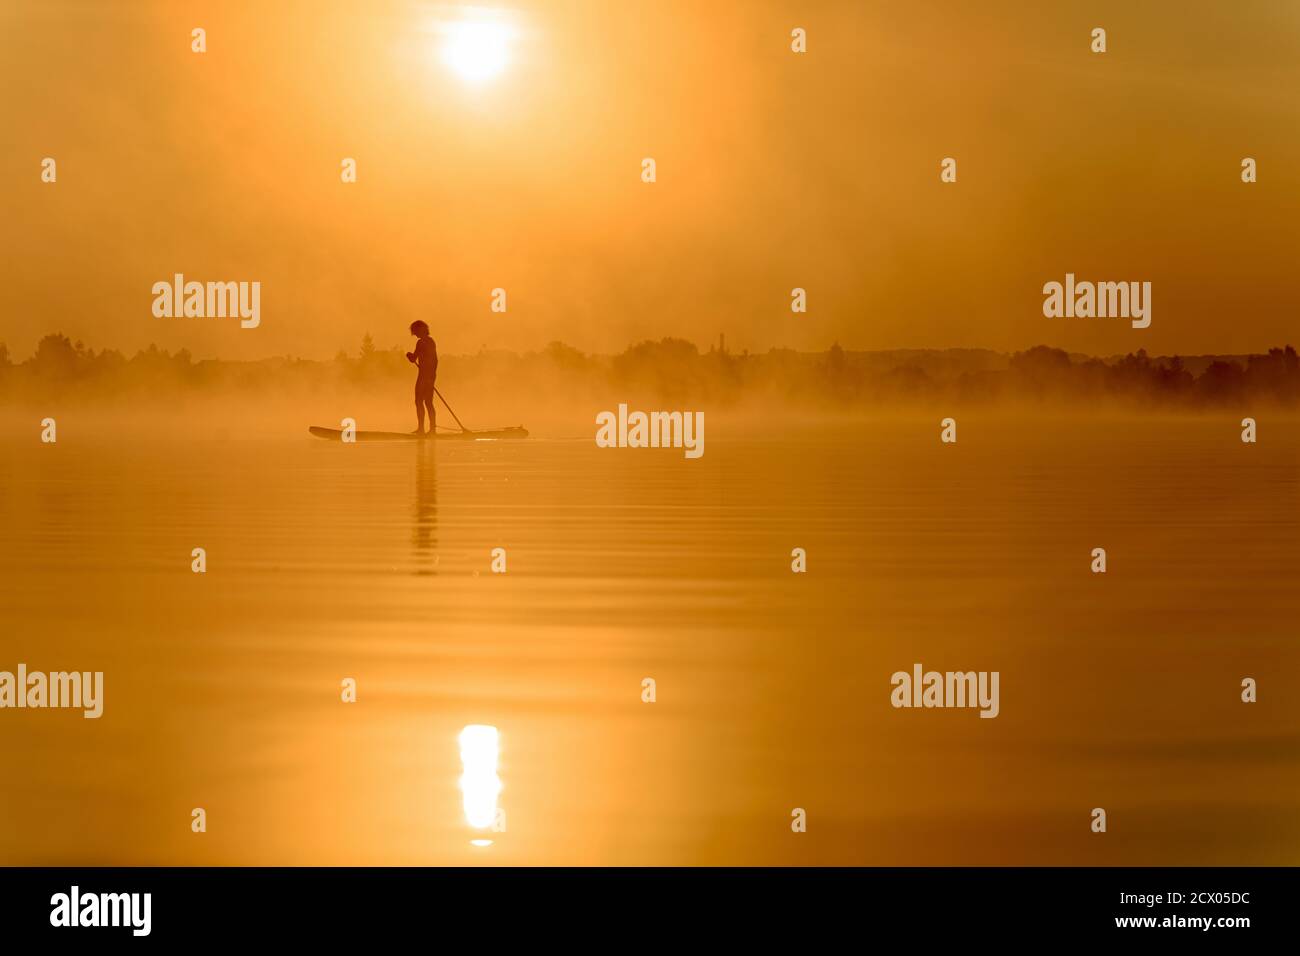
left=410, top=320, right=430, bottom=337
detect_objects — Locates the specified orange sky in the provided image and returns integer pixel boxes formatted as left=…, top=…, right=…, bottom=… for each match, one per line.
left=3, top=0, right=1299, bottom=360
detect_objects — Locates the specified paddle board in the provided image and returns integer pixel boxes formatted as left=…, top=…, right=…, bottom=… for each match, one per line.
left=309, top=426, right=528, bottom=442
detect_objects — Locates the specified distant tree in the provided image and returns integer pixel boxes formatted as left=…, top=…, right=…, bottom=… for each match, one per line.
left=1245, top=345, right=1300, bottom=401
left=616, top=337, right=699, bottom=365
left=31, top=333, right=79, bottom=377
left=612, top=337, right=702, bottom=399
left=1010, top=345, right=1071, bottom=374
left=1197, top=360, right=1246, bottom=404
left=820, top=342, right=854, bottom=398
left=1153, top=355, right=1193, bottom=400
left=1009, top=345, right=1073, bottom=397
left=92, top=349, right=126, bottom=373
left=544, top=341, right=587, bottom=368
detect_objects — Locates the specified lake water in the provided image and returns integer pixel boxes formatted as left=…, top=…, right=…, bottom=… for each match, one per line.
left=2, top=415, right=1298, bottom=864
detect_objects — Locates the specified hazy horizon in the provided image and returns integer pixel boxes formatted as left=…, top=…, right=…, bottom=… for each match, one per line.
left=6, top=327, right=1300, bottom=366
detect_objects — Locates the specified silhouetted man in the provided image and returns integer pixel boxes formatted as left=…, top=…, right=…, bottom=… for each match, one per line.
left=406, top=320, right=438, bottom=436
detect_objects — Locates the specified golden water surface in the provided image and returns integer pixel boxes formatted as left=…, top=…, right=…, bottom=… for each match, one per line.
left=1, top=415, right=1298, bottom=864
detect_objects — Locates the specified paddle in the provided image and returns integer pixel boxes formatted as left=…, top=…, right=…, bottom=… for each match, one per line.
left=433, top=386, right=470, bottom=434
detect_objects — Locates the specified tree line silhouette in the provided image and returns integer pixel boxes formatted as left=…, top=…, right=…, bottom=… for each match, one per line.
left=2, top=333, right=1299, bottom=408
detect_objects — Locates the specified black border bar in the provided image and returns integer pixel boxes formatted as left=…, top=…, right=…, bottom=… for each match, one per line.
left=0, top=866, right=1282, bottom=941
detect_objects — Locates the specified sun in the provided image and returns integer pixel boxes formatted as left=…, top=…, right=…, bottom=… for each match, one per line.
left=440, top=18, right=512, bottom=85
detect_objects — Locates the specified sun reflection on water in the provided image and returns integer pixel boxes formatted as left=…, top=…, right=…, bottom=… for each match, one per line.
left=458, top=724, right=502, bottom=842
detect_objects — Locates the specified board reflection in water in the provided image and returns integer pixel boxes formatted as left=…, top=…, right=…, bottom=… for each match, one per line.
left=412, top=443, right=438, bottom=576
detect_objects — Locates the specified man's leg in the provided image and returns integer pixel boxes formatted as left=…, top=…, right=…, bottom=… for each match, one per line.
left=415, top=390, right=426, bottom=434
left=422, top=394, right=436, bottom=434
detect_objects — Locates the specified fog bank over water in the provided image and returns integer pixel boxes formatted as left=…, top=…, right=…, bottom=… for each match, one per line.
left=4, top=335, right=1300, bottom=440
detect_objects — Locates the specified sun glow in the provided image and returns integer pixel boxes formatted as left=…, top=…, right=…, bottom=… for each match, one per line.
left=439, top=16, right=513, bottom=85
